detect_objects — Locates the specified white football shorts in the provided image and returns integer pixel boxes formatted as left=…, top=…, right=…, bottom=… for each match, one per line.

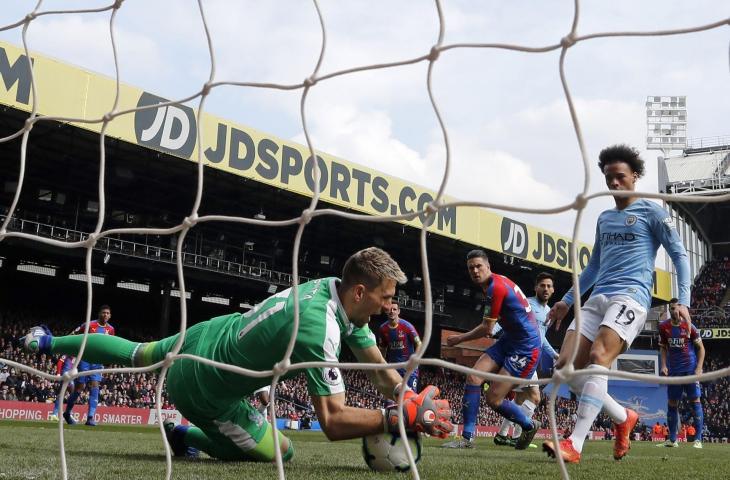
left=567, top=294, right=647, bottom=347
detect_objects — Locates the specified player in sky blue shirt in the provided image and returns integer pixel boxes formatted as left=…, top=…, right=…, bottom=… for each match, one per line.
left=559, top=198, right=690, bottom=310
left=443, top=250, right=541, bottom=450
left=658, top=298, right=705, bottom=448
left=529, top=296, right=558, bottom=361
left=543, top=144, right=691, bottom=464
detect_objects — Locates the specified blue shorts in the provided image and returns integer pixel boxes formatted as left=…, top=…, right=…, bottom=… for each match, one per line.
left=486, top=337, right=541, bottom=379
left=667, top=373, right=701, bottom=401
left=58, top=358, right=76, bottom=387
left=397, top=368, right=419, bottom=392
left=76, top=361, right=103, bottom=384
left=59, top=358, right=74, bottom=375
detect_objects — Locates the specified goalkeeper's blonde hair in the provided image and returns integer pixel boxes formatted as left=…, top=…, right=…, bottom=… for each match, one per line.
left=341, top=247, right=407, bottom=290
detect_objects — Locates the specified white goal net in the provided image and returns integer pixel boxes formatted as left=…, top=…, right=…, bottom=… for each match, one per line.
left=0, top=1, right=728, bottom=479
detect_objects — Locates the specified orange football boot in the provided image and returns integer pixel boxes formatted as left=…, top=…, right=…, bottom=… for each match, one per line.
left=543, top=438, right=581, bottom=464
left=613, top=408, right=639, bottom=460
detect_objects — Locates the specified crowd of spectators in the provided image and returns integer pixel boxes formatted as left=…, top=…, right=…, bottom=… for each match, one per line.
left=697, top=355, right=730, bottom=440
left=0, top=307, right=171, bottom=409
left=4, top=300, right=730, bottom=441
left=690, top=257, right=730, bottom=328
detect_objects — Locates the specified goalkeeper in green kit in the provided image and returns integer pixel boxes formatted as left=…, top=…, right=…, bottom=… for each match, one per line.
left=23, top=247, right=453, bottom=462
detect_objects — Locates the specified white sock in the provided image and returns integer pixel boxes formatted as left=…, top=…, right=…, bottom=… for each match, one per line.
left=498, top=417, right=512, bottom=437
left=568, top=375, right=586, bottom=396
left=602, top=393, right=627, bottom=424
left=512, top=400, right=536, bottom=438
left=569, top=367, right=626, bottom=423
left=569, top=365, right=608, bottom=452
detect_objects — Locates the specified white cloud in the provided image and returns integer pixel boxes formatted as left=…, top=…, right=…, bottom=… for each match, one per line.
left=294, top=98, right=572, bottom=223
left=292, top=102, right=427, bottom=180
left=6, top=13, right=166, bottom=90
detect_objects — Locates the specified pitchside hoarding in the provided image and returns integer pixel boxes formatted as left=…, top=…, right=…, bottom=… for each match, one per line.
left=0, top=400, right=188, bottom=425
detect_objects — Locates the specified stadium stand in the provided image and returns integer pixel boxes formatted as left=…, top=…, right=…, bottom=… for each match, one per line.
left=0, top=105, right=727, bottom=441
left=690, top=256, right=730, bottom=327
left=5, top=306, right=730, bottom=441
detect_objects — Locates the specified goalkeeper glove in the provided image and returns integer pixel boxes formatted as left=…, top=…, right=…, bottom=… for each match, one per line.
left=385, top=385, right=453, bottom=438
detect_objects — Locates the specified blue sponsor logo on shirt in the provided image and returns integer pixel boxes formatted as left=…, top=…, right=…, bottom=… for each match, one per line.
left=601, top=232, right=636, bottom=244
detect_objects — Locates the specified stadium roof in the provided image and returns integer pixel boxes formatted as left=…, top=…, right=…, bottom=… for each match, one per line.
left=658, top=145, right=730, bottom=249
left=661, top=149, right=730, bottom=185
left=0, top=39, right=674, bottom=301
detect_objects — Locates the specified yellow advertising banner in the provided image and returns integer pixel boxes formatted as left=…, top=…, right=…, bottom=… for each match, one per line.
left=0, top=41, right=672, bottom=300
left=699, top=329, right=730, bottom=340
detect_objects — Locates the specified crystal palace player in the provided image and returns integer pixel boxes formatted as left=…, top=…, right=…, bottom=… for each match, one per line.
left=442, top=249, right=542, bottom=450
left=658, top=298, right=705, bottom=449
left=24, top=248, right=453, bottom=462
left=544, top=145, right=691, bottom=463
left=494, top=272, right=560, bottom=448
left=63, top=305, right=116, bottom=426
left=378, top=302, right=422, bottom=391
left=50, top=354, right=74, bottom=422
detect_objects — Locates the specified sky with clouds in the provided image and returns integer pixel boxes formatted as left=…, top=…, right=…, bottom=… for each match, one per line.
left=0, top=0, right=728, bottom=248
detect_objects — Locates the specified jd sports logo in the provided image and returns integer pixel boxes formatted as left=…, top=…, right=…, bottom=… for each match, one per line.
left=0, top=46, right=33, bottom=105
left=134, top=92, right=197, bottom=158
left=501, top=218, right=528, bottom=258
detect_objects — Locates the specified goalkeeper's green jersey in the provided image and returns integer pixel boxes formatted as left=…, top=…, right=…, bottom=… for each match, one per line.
left=164, top=277, right=376, bottom=413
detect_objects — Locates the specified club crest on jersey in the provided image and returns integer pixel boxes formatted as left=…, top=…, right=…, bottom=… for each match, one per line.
left=323, top=367, right=341, bottom=386
left=625, top=215, right=637, bottom=226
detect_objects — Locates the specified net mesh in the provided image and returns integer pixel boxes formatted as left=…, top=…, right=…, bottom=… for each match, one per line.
left=0, top=1, right=728, bottom=479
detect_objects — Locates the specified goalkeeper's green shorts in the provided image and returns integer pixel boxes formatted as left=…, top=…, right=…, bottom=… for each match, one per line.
left=151, top=322, right=288, bottom=461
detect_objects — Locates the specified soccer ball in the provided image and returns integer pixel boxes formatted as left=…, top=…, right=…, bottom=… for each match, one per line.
left=361, top=432, right=422, bottom=472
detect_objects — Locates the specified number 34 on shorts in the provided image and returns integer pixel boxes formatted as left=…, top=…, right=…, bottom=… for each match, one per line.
left=507, top=354, right=529, bottom=371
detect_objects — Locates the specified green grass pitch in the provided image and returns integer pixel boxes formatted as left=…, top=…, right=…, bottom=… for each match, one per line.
left=0, top=421, right=727, bottom=479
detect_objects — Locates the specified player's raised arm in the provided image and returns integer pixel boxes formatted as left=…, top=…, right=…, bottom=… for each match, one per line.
left=653, top=208, right=692, bottom=328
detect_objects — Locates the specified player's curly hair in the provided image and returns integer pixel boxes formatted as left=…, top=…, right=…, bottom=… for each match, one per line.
left=598, top=144, right=645, bottom=177
left=341, top=247, right=407, bottom=289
